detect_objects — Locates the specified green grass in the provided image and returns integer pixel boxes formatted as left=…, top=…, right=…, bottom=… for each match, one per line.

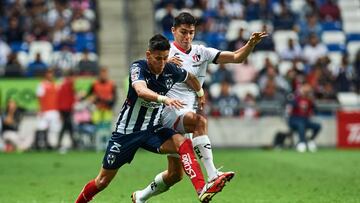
left=0, top=149, right=360, bottom=203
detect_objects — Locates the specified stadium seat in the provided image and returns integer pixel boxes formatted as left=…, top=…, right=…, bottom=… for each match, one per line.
left=321, top=21, right=342, bottom=31
left=74, top=52, right=98, bottom=64
left=290, top=0, right=305, bottom=14
left=327, top=52, right=343, bottom=74
left=326, top=44, right=346, bottom=52
left=338, top=0, right=360, bottom=10
left=341, top=9, right=360, bottom=22
left=226, top=19, right=248, bottom=41
left=337, top=92, right=360, bottom=108
left=29, top=41, right=53, bottom=64
left=209, top=83, right=221, bottom=98
left=248, top=20, right=272, bottom=33
left=343, top=21, right=360, bottom=34
left=75, top=32, right=97, bottom=52
left=321, top=31, right=346, bottom=45
left=346, top=33, right=360, bottom=42
left=10, top=41, right=29, bottom=52
left=231, top=83, right=259, bottom=100
left=273, top=30, right=298, bottom=52
left=278, top=61, right=293, bottom=76
left=347, top=41, right=360, bottom=62
left=250, top=51, right=279, bottom=71
left=17, top=51, right=29, bottom=67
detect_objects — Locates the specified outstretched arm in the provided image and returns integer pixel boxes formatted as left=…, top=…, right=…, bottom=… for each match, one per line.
left=133, top=81, right=185, bottom=109
left=215, top=32, right=268, bottom=64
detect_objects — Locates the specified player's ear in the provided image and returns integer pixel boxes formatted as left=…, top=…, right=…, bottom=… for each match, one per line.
left=171, top=27, right=175, bottom=34
left=146, top=50, right=151, bottom=59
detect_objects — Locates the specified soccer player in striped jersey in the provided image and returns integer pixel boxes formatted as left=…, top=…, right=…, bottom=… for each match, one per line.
left=75, top=34, right=227, bottom=203
left=133, top=12, right=267, bottom=202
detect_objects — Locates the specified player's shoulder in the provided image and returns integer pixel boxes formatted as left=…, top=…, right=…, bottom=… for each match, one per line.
left=131, top=59, right=146, bottom=68
left=163, top=62, right=179, bottom=73
left=192, top=43, right=207, bottom=51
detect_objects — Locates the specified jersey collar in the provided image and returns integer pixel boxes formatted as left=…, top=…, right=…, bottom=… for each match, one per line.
left=173, top=42, right=192, bottom=54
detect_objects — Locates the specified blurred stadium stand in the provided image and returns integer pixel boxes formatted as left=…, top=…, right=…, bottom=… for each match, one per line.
left=1, top=0, right=360, bottom=150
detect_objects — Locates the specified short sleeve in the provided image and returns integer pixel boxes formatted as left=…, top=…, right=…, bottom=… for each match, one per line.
left=199, top=45, right=221, bottom=64
left=130, top=62, right=145, bottom=85
left=168, top=63, right=188, bottom=83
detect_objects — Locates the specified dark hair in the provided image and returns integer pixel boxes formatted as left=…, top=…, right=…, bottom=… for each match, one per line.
left=173, top=12, right=196, bottom=27
left=148, top=34, right=170, bottom=51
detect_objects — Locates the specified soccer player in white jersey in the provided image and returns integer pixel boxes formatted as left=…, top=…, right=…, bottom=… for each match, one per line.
left=75, top=34, right=228, bottom=203
left=132, top=12, right=267, bottom=203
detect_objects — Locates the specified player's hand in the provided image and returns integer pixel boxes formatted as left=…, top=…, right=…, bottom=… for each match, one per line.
left=197, top=95, right=205, bottom=111
left=164, top=98, right=185, bottom=109
left=248, top=32, right=268, bottom=46
left=168, top=56, right=183, bottom=67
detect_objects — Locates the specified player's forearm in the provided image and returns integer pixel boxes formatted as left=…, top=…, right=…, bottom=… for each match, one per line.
left=136, top=87, right=162, bottom=102
left=233, top=41, right=256, bottom=63
left=185, top=73, right=201, bottom=92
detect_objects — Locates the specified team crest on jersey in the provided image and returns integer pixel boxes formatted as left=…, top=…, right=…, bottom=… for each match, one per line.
left=107, top=153, right=116, bottom=165
left=165, top=78, right=173, bottom=89
left=130, top=64, right=140, bottom=81
left=192, top=54, right=201, bottom=62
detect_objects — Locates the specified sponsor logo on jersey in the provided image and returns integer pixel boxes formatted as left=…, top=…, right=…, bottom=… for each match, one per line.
left=192, top=54, right=201, bottom=62
left=140, top=100, right=162, bottom=109
left=110, top=142, right=122, bottom=153
left=131, top=64, right=140, bottom=82
left=163, top=73, right=173, bottom=77
left=181, top=153, right=196, bottom=179
left=347, top=123, right=360, bottom=143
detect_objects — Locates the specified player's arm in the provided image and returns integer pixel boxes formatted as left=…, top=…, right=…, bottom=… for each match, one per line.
left=185, top=73, right=206, bottom=110
left=215, top=32, right=268, bottom=64
left=132, top=81, right=185, bottom=109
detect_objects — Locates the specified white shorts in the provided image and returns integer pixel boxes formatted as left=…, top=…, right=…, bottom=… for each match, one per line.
left=161, top=106, right=195, bottom=134
left=37, top=110, right=61, bottom=132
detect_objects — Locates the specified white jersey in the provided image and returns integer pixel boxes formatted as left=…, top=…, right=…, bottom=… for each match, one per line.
left=166, top=43, right=220, bottom=109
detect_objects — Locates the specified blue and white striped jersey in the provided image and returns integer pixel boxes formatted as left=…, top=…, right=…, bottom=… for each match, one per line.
left=115, top=59, right=188, bottom=134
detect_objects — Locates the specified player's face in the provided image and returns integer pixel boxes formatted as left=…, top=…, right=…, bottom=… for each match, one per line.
left=146, top=50, right=169, bottom=75
left=172, top=24, right=195, bottom=51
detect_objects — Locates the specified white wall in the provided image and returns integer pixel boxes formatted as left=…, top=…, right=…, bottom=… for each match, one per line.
left=208, top=117, right=336, bottom=147
left=19, top=115, right=337, bottom=148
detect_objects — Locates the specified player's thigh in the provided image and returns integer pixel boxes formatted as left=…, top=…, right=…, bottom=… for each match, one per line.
left=182, top=111, right=202, bottom=133
left=102, top=132, right=144, bottom=170
left=159, top=133, right=186, bottom=154
left=141, top=128, right=185, bottom=154
left=161, top=106, right=194, bottom=134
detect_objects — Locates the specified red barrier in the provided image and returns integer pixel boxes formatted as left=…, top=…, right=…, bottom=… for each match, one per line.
left=337, top=111, right=360, bottom=148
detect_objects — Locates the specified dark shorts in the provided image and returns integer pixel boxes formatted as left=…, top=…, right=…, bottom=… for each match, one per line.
left=102, top=127, right=177, bottom=169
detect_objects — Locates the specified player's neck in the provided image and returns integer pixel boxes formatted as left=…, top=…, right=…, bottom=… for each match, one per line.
left=173, top=41, right=191, bottom=54
left=147, top=62, right=161, bottom=76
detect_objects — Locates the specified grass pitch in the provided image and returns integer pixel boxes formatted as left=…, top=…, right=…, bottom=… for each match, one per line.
left=0, top=149, right=359, bottom=203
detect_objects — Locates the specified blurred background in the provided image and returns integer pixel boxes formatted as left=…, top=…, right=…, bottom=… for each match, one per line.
left=0, top=0, right=359, bottom=153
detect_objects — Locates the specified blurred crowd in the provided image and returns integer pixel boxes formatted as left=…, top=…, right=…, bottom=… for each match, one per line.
left=0, top=0, right=100, bottom=77
left=154, top=0, right=360, bottom=118
left=0, top=67, right=116, bottom=153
